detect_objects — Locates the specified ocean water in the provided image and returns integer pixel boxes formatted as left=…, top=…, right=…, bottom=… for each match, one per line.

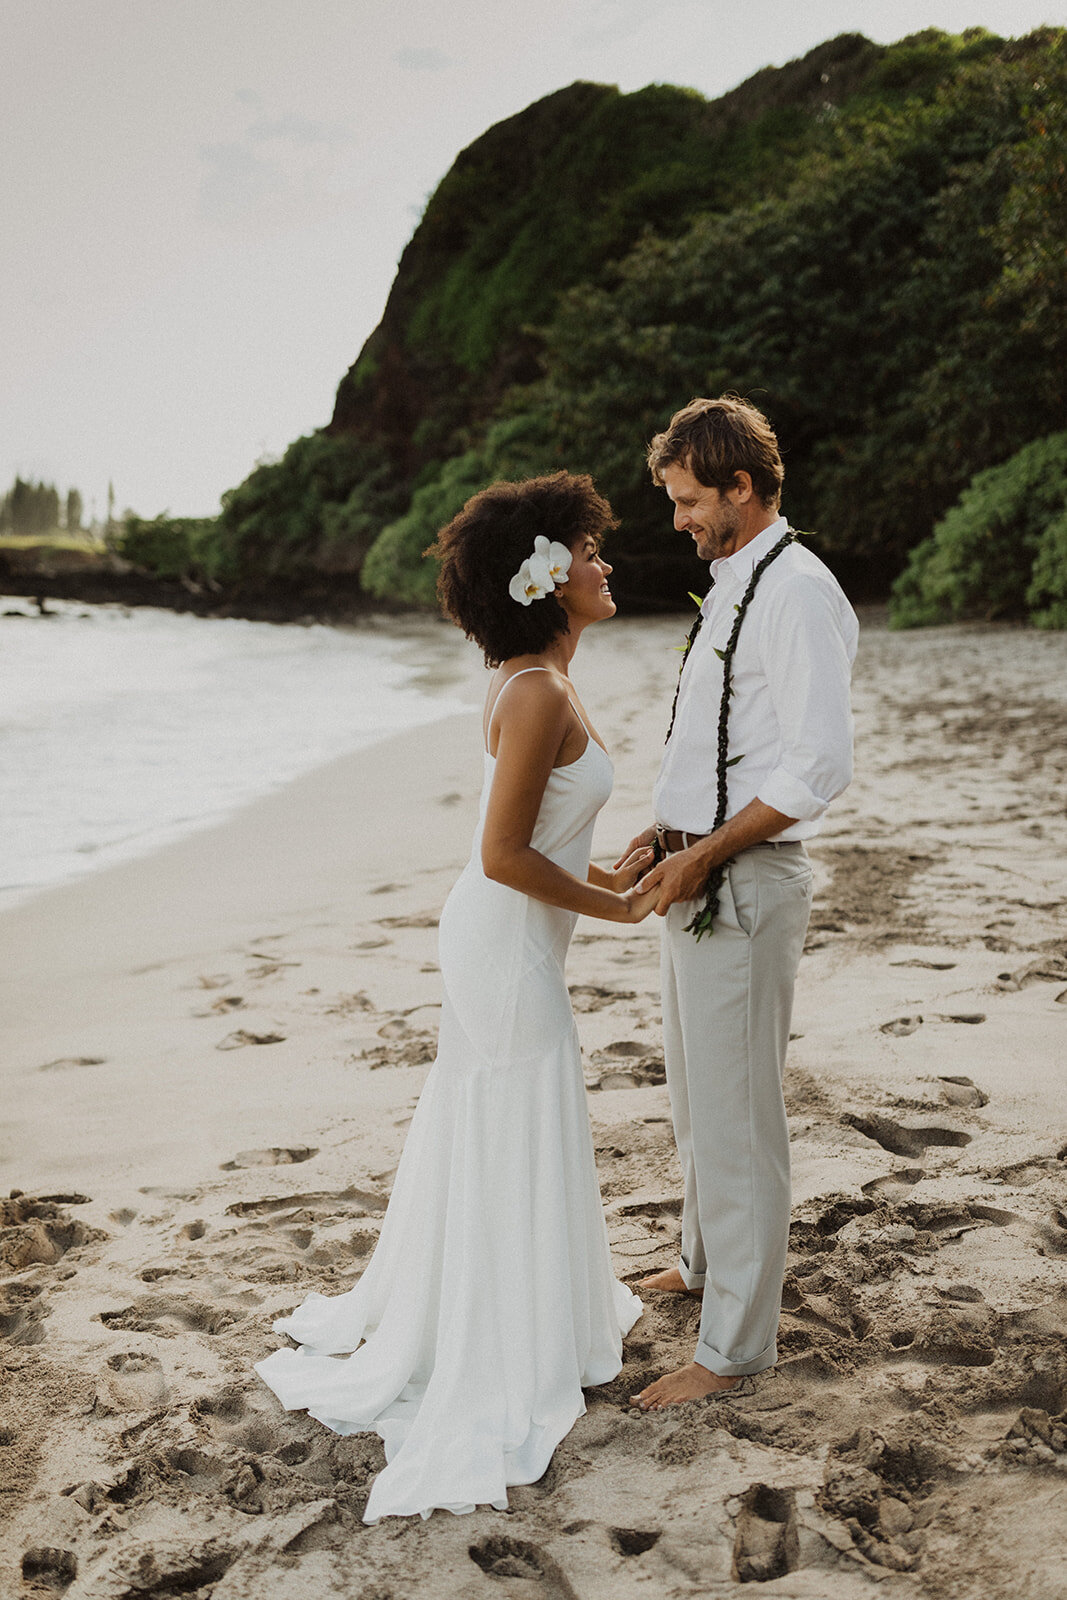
left=0, top=598, right=472, bottom=908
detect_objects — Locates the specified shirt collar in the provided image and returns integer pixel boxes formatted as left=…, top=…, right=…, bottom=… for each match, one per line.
left=707, top=515, right=788, bottom=597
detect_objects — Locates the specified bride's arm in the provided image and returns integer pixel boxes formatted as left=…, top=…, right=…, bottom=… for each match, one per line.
left=481, top=674, right=653, bottom=924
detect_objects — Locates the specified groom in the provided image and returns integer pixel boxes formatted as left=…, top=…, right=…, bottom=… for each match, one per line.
left=624, top=396, right=858, bottom=1410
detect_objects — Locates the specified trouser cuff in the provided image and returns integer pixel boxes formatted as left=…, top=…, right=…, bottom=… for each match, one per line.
left=695, top=1335, right=777, bottom=1379
left=678, top=1257, right=705, bottom=1291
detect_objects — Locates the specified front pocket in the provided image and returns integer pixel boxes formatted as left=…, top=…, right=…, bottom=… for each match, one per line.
left=721, top=862, right=756, bottom=938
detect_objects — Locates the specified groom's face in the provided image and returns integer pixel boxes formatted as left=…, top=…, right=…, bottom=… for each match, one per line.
left=660, top=462, right=743, bottom=562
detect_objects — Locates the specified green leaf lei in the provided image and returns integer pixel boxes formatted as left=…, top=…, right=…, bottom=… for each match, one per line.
left=663, top=526, right=798, bottom=940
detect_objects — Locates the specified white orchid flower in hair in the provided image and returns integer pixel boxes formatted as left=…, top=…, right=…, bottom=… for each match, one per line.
left=507, top=537, right=571, bottom=604
left=534, top=535, right=572, bottom=586
left=508, top=558, right=550, bottom=606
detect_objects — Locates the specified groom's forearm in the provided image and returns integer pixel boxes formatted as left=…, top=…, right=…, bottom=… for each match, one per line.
left=695, top=799, right=797, bottom=868
left=639, top=799, right=797, bottom=911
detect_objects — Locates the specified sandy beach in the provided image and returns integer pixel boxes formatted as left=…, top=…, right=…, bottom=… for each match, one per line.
left=2, top=611, right=1066, bottom=1599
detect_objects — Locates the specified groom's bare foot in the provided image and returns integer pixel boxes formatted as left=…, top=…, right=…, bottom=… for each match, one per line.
left=636, top=1267, right=701, bottom=1299
left=631, top=1362, right=739, bottom=1411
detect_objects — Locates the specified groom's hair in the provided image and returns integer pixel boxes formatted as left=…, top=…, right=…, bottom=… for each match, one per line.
left=427, top=472, right=618, bottom=668
left=648, top=395, right=784, bottom=509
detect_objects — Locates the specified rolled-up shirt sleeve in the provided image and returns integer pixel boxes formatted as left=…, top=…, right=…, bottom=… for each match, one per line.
left=756, top=574, right=857, bottom=821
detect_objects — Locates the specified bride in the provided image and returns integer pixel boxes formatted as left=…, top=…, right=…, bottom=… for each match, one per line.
left=256, top=471, right=656, bottom=1523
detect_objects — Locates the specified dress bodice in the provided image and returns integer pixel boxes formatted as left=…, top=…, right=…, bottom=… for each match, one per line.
left=472, top=737, right=613, bottom=881
left=474, top=666, right=614, bottom=880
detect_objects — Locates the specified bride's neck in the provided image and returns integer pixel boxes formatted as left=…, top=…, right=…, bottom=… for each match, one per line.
left=538, top=630, right=580, bottom=676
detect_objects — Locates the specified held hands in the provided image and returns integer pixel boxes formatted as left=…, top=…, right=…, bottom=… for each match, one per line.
left=610, top=842, right=658, bottom=922
left=635, top=844, right=712, bottom=914
left=619, top=880, right=659, bottom=923
left=611, top=843, right=655, bottom=892
left=612, top=825, right=718, bottom=918
left=614, top=826, right=656, bottom=870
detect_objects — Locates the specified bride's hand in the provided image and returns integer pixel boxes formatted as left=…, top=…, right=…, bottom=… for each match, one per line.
left=618, top=882, right=659, bottom=923
left=610, top=844, right=655, bottom=892
left=614, top=825, right=655, bottom=871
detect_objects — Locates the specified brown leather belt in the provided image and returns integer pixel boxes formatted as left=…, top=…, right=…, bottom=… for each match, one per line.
left=654, top=824, right=708, bottom=854
left=654, top=824, right=802, bottom=855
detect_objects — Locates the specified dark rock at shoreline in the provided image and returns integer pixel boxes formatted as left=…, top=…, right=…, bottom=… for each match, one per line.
left=0, top=548, right=397, bottom=625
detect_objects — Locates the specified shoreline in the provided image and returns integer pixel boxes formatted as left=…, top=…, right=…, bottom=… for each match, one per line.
left=2, top=615, right=1066, bottom=1598
left=0, top=598, right=481, bottom=916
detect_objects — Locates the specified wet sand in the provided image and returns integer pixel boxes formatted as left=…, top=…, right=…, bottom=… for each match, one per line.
left=2, top=613, right=1066, bottom=1599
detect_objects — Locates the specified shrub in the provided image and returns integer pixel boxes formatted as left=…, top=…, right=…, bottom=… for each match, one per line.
left=216, top=433, right=402, bottom=582
left=889, top=432, right=1067, bottom=626
left=119, top=514, right=223, bottom=581
left=361, top=415, right=559, bottom=605
left=361, top=454, right=488, bottom=605
left=1028, top=509, right=1067, bottom=628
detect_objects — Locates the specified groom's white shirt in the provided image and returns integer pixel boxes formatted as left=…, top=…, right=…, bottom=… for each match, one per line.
left=653, top=516, right=859, bottom=840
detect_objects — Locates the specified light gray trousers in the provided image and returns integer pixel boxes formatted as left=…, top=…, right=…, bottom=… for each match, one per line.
left=660, top=842, right=813, bottom=1377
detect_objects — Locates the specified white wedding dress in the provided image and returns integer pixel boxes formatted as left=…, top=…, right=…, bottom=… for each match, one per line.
left=255, top=670, right=642, bottom=1523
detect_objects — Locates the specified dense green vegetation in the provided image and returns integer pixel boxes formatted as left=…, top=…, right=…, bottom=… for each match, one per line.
left=889, top=435, right=1067, bottom=628
left=129, top=26, right=1067, bottom=623
left=118, top=514, right=225, bottom=582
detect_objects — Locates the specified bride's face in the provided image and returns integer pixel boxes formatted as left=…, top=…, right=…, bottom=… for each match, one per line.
left=557, top=536, right=615, bottom=625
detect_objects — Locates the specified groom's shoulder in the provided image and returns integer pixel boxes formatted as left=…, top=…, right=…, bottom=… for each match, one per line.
left=761, top=537, right=846, bottom=598
left=757, top=539, right=858, bottom=634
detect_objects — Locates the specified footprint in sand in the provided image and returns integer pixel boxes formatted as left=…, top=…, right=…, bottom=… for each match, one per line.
left=215, top=1029, right=286, bottom=1051
left=21, top=1549, right=77, bottom=1591
left=911, top=1315, right=998, bottom=1368
left=879, top=1016, right=923, bottom=1036
left=36, top=1055, right=106, bottom=1072
left=192, top=995, right=244, bottom=1017
left=99, top=1293, right=244, bottom=1338
left=95, top=1350, right=168, bottom=1413
left=843, top=1113, right=972, bottom=1160
left=610, top=1528, right=662, bottom=1556
left=468, top=1536, right=579, bottom=1598
left=586, top=1041, right=666, bottom=1091
left=0, top=1281, right=48, bottom=1345
left=731, top=1484, right=799, bottom=1583
left=569, top=985, right=637, bottom=1012
left=861, top=1167, right=925, bottom=1199
left=0, top=1195, right=105, bottom=1272
left=995, top=955, right=1067, bottom=991
left=225, top=1187, right=386, bottom=1221
left=220, top=1147, right=318, bottom=1170
left=323, top=991, right=374, bottom=1016
left=376, top=911, right=439, bottom=929
left=937, top=1075, right=989, bottom=1108
left=361, top=1024, right=436, bottom=1068
left=246, top=956, right=301, bottom=979
left=819, top=1464, right=918, bottom=1572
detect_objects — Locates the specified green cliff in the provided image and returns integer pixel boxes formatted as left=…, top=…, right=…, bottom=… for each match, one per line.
left=196, top=26, right=1067, bottom=620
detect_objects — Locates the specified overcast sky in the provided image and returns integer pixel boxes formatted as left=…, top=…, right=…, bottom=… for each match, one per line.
left=3, top=0, right=1063, bottom=523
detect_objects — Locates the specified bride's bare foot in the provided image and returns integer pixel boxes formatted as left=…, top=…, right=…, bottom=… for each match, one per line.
left=631, top=1362, right=739, bottom=1411
left=636, top=1267, right=701, bottom=1299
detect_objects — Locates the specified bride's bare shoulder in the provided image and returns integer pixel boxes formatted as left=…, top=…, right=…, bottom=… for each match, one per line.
left=486, top=666, right=570, bottom=745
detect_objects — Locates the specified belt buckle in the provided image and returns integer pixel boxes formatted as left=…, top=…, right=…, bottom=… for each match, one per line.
left=654, top=823, right=670, bottom=854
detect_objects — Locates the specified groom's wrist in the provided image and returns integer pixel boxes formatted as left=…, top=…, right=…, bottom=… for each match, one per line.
left=693, top=831, right=727, bottom=872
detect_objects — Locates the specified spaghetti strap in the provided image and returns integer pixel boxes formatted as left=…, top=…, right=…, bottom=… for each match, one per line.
left=484, top=667, right=552, bottom=750
left=494, top=666, right=551, bottom=704
left=485, top=667, right=601, bottom=757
